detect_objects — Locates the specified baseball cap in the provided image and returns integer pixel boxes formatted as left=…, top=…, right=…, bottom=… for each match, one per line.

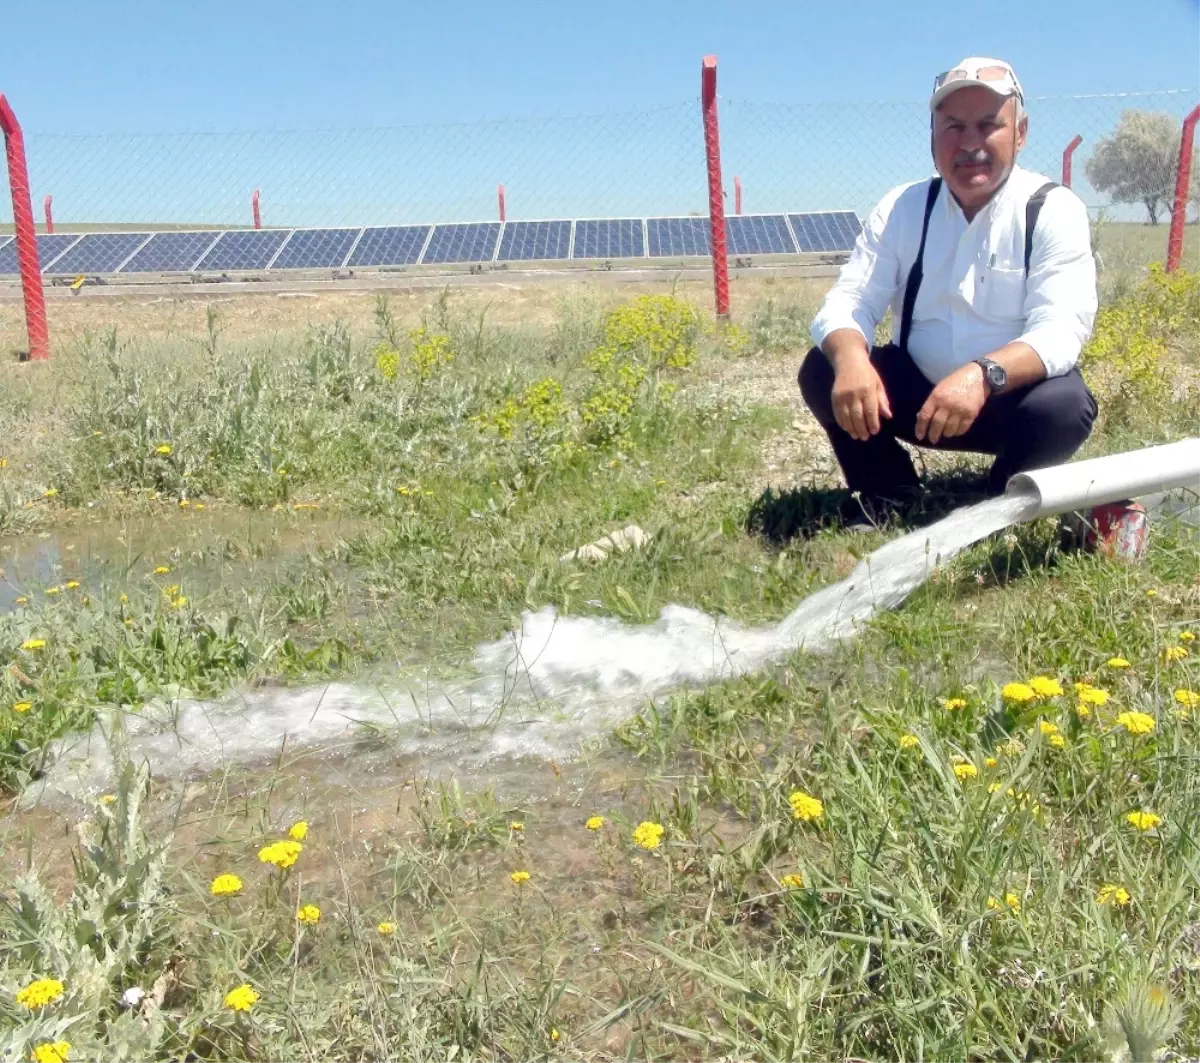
left=930, top=57, right=1024, bottom=111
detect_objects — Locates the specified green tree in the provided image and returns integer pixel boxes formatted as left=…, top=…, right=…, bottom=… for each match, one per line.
left=1085, top=109, right=1199, bottom=224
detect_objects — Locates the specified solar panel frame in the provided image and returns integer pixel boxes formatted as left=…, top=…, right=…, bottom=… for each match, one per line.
left=269, top=227, right=363, bottom=270
left=420, top=221, right=502, bottom=265
left=117, top=230, right=224, bottom=273
left=646, top=216, right=711, bottom=258
left=725, top=214, right=799, bottom=256
left=570, top=217, right=647, bottom=260
left=194, top=229, right=294, bottom=272
left=495, top=219, right=573, bottom=262
left=344, top=225, right=433, bottom=267
left=42, top=232, right=154, bottom=275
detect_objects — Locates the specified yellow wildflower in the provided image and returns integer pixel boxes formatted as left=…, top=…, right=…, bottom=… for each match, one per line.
left=15, top=596, right=27, bottom=605
left=287, top=820, right=308, bottom=841
left=170, top=596, right=187, bottom=608
left=988, top=782, right=1003, bottom=794
left=155, top=444, right=172, bottom=455
left=585, top=815, right=605, bottom=830
left=984, top=756, right=997, bottom=769
left=1162, top=646, right=1188, bottom=663
left=223, top=984, right=258, bottom=1012
left=13, top=701, right=32, bottom=713
left=953, top=762, right=978, bottom=781
left=1174, top=689, right=1200, bottom=709
left=1180, top=631, right=1196, bottom=642
left=163, top=584, right=180, bottom=595
left=257, top=840, right=303, bottom=869
left=296, top=904, right=321, bottom=926
left=43, top=488, right=57, bottom=498
left=549, top=1028, right=561, bottom=1043
left=1002, top=682, right=1036, bottom=703
left=509, top=870, right=531, bottom=885
left=15, top=978, right=65, bottom=1009
left=64, top=580, right=80, bottom=590
left=377, top=921, right=397, bottom=936
left=119, top=594, right=128, bottom=603
left=987, top=892, right=1021, bottom=914
left=1028, top=676, right=1063, bottom=698
left=44, top=587, right=60, bottom=596
left=100, top=794, right=116, bottom=806
left=509, top=821, right=524, bottom=832
left=153, top=566, right=170, bottom=575
left=31, top=1042, right=72, bottom=1063
left=1145, top=589, right=1157, bottom=597
left=1116, top=711, right=1156, bottom=736
left=1096, top=884, right=1131, bottom=907
left=178, top=499, right=190, bottom=508
left=1075, top=683, right=1110, bottom=706
left=20, top=638, right=46, bottom=651
left=780, top=873, right=804, bottom=889
left=939, top=697, right=967, bottom=711
left=788, top=791, right=824, bottom=823
left=1106, top=657, right=1131, bottom=669
left=898, top=733, right=920, bottom=749
left=632, top=821, right=666, bottom=849
left=209, top=874, right=243, bottom=897
left=1125, top=810, right=1161, bottom=832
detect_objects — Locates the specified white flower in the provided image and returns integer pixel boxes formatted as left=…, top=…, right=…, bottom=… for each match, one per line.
left=121, top=986, right=146, bottom=1009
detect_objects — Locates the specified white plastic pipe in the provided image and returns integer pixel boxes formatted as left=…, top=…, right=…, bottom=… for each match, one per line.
left=1006, top=438, right=1200, bottom=518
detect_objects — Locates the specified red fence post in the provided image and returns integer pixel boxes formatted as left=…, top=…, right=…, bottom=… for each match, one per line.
left=1167, top=104, right=1200, bottom=273
left=42, top=194, right=54, bottom=233
left=1061, top=135, right=1082, bottom=189
left=497, top=183, right=506, bottom=222
left=734, top=175, right=742, bottom=215
left=251, top=188, right=262, bottom=229
left=701, top=55, right=730, bottom=319
left=0, top=95, right=49, bottom=361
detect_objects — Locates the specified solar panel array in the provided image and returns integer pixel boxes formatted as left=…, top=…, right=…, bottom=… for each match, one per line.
left=0, top=212, right=861, bottom=275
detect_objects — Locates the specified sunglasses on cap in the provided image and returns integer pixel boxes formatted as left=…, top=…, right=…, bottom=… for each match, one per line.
left=933, top=64, right=1024, bottom=100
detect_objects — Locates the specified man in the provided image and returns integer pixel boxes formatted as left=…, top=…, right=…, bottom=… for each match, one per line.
left=800, top=57, right=1098, bottom=522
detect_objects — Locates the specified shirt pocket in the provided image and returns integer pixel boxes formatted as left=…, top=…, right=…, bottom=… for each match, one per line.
left=980, top=264, right=1026, bottom=321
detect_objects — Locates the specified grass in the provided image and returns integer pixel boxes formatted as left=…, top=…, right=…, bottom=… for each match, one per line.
left=0, top=263, right=1197, bottom=1061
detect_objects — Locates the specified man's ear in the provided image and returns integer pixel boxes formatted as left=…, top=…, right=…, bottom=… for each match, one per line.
left=1015, top=113, right=1029, bottom=154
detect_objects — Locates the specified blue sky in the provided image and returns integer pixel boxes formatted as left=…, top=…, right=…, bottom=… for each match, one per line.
left=4, top=0, right=1198, bottom=224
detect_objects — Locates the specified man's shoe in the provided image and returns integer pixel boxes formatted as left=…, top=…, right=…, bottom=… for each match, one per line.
left=836, top=492, right=910, bottom=532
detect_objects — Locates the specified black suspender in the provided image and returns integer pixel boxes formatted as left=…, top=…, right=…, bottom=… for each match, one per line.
left=897, top=177, right=1059, bottom=353
left=898, top=177, right=941, bottom=355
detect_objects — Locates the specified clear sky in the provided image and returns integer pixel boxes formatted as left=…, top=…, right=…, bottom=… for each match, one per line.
left=3, top=0, right=1198, bottom=225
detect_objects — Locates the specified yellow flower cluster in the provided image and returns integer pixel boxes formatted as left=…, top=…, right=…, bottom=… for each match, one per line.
left=1107, top=657, right=1131, bottom=669
left=1096, top=883, right=1131, bottom=907
left=288, top=820, right=308, bottom=841
left=1162, top=646, right=1189, bottom=663
left=224, top=984, right=258, bottom=1012
left=296, top=904, right=321, bottom=925
left=788, top=791, right=824, bottom=822
left=1037, top=720, right=1067, bottom=748
left=1125, top=810, right=1161, bottom=832
left=1174, top=689, right=1200, bottom=709
left=377, top=921, right=397, bottom=936
left=939, top=697, right=967, bottom=711
left=585, top=815, right=605, bottom=830
left=953, top=762, right=978, bottom=781
left=780, top=873, right=804, bottom=889
left=258, top=840, right=303, bottom=869
left=1115, top=711, right=1156, bottom=736
left=16, top=978, right=65, bottom=1009
left=32, top=1042, right=72, bottom=1063
left=632, top=821, right=666, bottom=849
left=898, top=733, right=919, bottom=750
left=1001, top=682, right=1036, bottom=703
left=210, top=873, right=243, bottom=897
left=987, top=892, right=1021, bottom=914
left=509, top=870, right=531, bottom=885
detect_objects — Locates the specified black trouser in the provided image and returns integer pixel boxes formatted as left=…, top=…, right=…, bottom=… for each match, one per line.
left=798, top=344, right=1098, bottom=497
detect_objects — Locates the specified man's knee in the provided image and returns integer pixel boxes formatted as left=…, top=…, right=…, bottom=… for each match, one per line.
left=798, top=346, right=835, bottom=423
left=1016, top=372, right=1098, bottom=447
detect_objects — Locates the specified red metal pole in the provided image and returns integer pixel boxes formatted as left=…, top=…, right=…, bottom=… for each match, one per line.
left=1061, top=135, right=1082, bottom=189
left=701, top=55, right=730, bottom=319
left=0, top=95, right=49, bottom=361
left=43, top=194, right=54, bottom=233
left=734, top=175, right=742, bottom=215
left=497, top=183, right=506, bottom=222
left=252, top=188, right=262, bottom=229
left=1167, top=104, right=1200, bottom=273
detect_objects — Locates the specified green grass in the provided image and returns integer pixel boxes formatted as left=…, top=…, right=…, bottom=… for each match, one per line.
left=0, top=270, right=1197, bottom=1061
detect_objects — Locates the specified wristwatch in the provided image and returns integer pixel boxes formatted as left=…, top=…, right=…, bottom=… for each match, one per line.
left=975, top=357, right=1007, bottom=395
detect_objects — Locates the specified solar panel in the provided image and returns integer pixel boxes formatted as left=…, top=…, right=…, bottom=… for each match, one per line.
left=347, top=225, right=431, bottom=267
left=270, top=227, right=361, bottom=270
left=646, top=217, right=710, bottom=257
left=496, top=220, right=571, bottom=262
left=421, top=222, right=501, bottom=264
left=118, top=231, right=223, bottom=273
left=44, top=232, right=153, bottom=274
left=788, top=212, right=862, bottom=253
left=572, top=219, right=644, bottom=259
left=195, top=229, right=292, bottom=271
left=0, top=233, right=86, bottom=274
left=726, top=214, right=798, bottom=255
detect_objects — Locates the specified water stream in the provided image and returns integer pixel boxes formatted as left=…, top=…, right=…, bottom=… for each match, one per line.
left=26, top=490, right=1042, bottom=807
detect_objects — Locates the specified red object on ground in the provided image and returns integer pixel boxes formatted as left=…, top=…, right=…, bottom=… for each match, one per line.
left=1167, top=104, right=1200, bottom=273
left=1085, top=501, right=1148, bottom=561
left=701, top=55, right=730, bottom=319
left=0, top=94, right=49, bottom=361
left=497, top=183, right=506, bottom=222
left=252, top=189, right=262, bottom=229
left=1061, top=135, right=1082, bottom=189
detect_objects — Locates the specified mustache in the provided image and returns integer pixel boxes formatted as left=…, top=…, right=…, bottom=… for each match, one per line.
left=954, top=149, right=992, bottom=167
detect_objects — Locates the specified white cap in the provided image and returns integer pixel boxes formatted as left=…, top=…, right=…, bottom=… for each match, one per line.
left=930, top=57, right=1024, bottom=112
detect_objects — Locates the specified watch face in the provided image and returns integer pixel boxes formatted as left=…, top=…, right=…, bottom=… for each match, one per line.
left=986, top=363, right=1007, bottom=389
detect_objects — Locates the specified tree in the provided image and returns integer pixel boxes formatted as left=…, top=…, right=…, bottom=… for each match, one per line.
left=1085, top=109, right=1199, bottom=225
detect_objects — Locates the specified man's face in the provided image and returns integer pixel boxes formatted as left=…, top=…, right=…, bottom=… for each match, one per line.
left=932, top=87, right=1027, bottom=211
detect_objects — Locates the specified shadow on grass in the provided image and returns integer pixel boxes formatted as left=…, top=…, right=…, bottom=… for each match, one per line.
left=746, top=467, right=996, bottom=544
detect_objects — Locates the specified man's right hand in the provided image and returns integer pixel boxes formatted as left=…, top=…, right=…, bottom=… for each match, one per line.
left=831, top=356, right=893, bottom=441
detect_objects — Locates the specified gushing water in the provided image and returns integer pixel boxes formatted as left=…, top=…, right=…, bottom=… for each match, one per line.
left=29, top=492, right=1039, bottom=805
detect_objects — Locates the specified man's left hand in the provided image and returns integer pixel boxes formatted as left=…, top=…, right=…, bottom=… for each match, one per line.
left=915, top=363, right=988, bottom=444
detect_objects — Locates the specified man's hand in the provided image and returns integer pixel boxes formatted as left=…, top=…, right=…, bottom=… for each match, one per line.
left=915, top=362, right=988, bottom=444
left=831, top=357, right=893, bottom=441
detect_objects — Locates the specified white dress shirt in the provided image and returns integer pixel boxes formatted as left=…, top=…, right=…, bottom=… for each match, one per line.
left=810, top=164, right=1097, bottom=383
